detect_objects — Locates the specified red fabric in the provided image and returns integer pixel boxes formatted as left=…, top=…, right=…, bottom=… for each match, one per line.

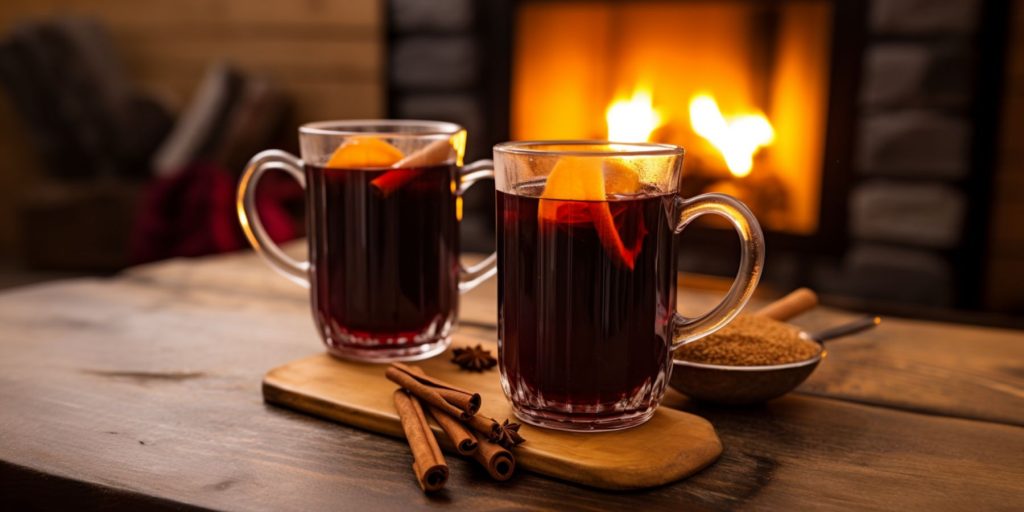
left=130, top=162, right=300, bottom=264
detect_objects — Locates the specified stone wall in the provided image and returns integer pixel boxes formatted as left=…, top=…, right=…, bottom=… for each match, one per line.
left=388, top=0, right=486, bottom=160
left=824, top=0, right=985, bottom=307
left=388, top=0, right=496, bottom=252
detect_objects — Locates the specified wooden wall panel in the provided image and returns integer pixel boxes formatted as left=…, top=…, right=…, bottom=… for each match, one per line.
left=0, top=0, right=384, bottom=256
left=0, top=0, right=380, bottom=32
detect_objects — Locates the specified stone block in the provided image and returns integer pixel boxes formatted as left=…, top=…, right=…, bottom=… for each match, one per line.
left=395, top=93, right=494, bottom=250
left=390, top=0, right=473, bottom=33
left=870, top=0, right=980, bottom=35
left=860, top=43, right=971, bottom=106
left=390, top=36, right=478, bottom=90
left=394, top=93, right=485, bottom=159
left=857, top=110, right=969, bottom=178
left=839, top=243, right=953, bottom=306
left=850, top=181, right=966, bottom=248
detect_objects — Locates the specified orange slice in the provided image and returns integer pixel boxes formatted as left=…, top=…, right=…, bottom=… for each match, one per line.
left=326, top=136, right=405, bottom=168
left=538, top=157, right=606, bottom=220
left=538, top=157, right=643, bottom=269
left=603, top=158, right=642, bottom=196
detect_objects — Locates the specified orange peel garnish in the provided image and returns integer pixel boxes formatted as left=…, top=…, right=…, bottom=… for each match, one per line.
left=603, top=158, right=641, bottom=196
left=326, top=136, right=405, bottom=168
left=538, top=157, right=644, bottom=269
left=538, top=157, right=606, bottom=220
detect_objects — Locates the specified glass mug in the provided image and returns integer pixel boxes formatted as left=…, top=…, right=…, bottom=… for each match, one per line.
left=494, top=141, right=764, bottom=431
left=237, top=120, right=497, bottom=362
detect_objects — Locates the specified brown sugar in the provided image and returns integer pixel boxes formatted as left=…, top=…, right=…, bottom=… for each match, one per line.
left=674, top=315, right=821, bottom=366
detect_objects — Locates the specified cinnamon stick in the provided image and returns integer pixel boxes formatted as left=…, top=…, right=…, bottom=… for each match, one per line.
left=369, top=169, right=420, bottom=197
left=393, top=389, right=448, bottom=492
left=394, top=138, right=453, bottom=168
left=385, top=362, right=481, bottom=420
left=425, top=404, right=478, bottom=455
left=473, top=438, right=516, bottom=481
left=464, top=413, right=499, bottom=439
left=756, top=288, right=818, bottom=321
left=371, top=138, right=453, bottom=196
left=425, top=404, right=515, bottom=481
left=398, top=365, right=520, bottom=483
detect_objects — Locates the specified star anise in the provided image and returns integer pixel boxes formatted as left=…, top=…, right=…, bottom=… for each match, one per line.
left=450, top=344, right=496, bottom=372
left=489, top=419, right=525, bottom=449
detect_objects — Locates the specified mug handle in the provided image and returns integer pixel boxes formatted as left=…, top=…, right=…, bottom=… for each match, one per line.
left=456, top=159, right=498, bottom=292
left=236, top=149, right=310, bottom=288
left=670, top=193, right=765, bottom=350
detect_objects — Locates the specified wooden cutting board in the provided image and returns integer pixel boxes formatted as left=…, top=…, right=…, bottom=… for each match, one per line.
left=263, top=335, right=722, bottom=490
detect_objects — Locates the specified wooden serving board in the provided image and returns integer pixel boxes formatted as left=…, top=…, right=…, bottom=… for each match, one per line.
left=263, top=335, right=722, bottom=490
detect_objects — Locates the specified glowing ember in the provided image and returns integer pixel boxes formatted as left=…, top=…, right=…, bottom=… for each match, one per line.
left=606, top=87, right=662, bottom=143
left=689, top=94, right=774, bottom=178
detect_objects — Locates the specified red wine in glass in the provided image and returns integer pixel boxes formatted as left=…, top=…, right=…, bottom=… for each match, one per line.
left=497, top=184, right=677, bottom=429
left=306, top=163, right=459, bottom=356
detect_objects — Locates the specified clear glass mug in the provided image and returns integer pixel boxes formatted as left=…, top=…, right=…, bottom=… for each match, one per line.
left=237, top=120, right=497, bottom=362
left=494, top=141, right=764, bottom=431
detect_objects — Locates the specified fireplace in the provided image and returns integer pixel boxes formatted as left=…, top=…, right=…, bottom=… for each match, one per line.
left=512, top=1, right=836, bottom=237
left=385, top=0, right=1013, bottom=313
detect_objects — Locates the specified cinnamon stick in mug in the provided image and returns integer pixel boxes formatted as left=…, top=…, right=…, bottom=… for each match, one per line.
left=386, top=362, right=481, bottom=419
left=393, top=389, right=448, bottom=492
left=394, top=138, right=453, bottom=168
left=371, top=138, right=453, bottom=196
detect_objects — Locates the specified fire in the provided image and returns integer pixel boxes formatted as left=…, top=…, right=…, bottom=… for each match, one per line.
left=606, top=87, right=662, bottom=143
left=689, top=94, right=774, bottom=178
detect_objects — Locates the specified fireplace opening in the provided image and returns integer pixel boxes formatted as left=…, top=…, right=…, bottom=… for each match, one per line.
left=385, top=0, right=1018, bottom=315
left=511, top=1, right=834, bottom=235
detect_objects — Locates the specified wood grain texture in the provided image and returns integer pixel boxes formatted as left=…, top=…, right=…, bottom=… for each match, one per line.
left=0, top=0, right=380, bottom=30
left=1, top=248, right=1023, bottom=509
left=120, top=243, right=1024, bottom=427
left=797, top=313, right=1024, bottom=427
left=263, top=343, right=722, bottom=490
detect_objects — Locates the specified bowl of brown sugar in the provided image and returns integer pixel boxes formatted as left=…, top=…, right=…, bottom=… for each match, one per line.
left=671, top=315, right=823, bottom=405
left=671, top=313, right=879, bottom=405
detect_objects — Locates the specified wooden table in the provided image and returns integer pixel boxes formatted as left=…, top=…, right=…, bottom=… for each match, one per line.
left=1, top=248, right=1022, bottom=511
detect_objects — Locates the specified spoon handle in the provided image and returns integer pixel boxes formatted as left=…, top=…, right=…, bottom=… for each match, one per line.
left=811, top=316, right=881, bottom=343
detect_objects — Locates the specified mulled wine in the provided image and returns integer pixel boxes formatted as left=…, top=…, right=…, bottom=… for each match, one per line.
left=497, top=184, right=677, bottom=428
left=306, top=163, right=459, bottom=356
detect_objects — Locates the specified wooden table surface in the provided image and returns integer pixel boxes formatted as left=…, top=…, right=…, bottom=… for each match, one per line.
left=1, top=247, right=1022, bottom=511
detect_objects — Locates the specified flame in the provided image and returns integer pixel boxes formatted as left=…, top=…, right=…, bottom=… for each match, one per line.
left=689, top=94, right=774, bottom=177
left=606, top=87, right=662, bottom=142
